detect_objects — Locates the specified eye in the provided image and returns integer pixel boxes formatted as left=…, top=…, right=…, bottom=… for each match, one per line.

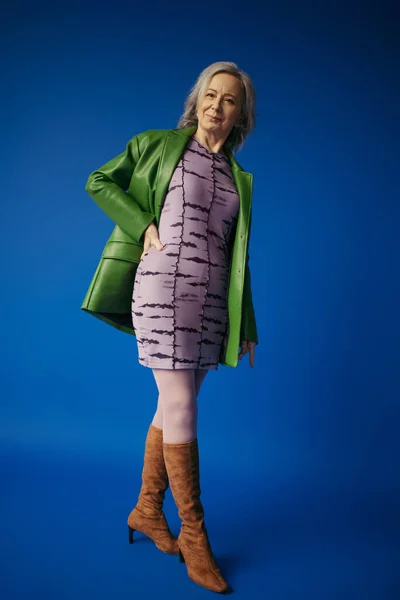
left=226, top=99, right=234, bottom=104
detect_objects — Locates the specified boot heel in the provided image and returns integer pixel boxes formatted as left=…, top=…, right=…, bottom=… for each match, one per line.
left=128, top=525, right=135, bottom=544
left=178, top=549, right=185, bottom=563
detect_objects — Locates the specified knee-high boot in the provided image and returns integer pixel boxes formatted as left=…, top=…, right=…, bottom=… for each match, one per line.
left=163, top=438, right=231, bottom=594
left=127, top=424, right=179, bottom=555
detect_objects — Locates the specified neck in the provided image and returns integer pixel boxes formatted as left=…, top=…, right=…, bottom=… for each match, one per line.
left=193, top=126, right=228, bottom=155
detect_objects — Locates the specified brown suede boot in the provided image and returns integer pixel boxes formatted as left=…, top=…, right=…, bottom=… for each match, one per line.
left=127, top=424, right=179, bottom=555
left=163, top=438, right=232, bottom=594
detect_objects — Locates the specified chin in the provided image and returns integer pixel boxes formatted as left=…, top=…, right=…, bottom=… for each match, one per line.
left=201, top=121, right=223, bottom=131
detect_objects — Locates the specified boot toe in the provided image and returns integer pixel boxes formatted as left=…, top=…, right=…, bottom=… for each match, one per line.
left=128, top=508, right=179, bottom=554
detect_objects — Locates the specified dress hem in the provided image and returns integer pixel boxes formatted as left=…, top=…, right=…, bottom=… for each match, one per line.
left=138, top=361, right=218, bottom=371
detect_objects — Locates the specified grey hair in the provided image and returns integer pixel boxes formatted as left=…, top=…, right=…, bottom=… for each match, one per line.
left=176, top=61, right=256, bottom=153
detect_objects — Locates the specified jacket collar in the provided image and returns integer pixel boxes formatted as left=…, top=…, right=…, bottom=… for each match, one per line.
left=154, top=125, right=253, bottom=223
left=172, top=125, right=251, bottom=174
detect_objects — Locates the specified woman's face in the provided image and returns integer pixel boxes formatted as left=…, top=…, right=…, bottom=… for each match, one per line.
left=196, top=72, right=243, bottom=139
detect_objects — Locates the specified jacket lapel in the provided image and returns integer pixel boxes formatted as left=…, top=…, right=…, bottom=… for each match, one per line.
left=154, top=125, right=252, bottom=227
left=154, top=125, right=197, bottom=219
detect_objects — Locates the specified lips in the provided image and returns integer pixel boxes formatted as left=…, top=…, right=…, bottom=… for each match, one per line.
left=208, top=115, right=221, bottom=122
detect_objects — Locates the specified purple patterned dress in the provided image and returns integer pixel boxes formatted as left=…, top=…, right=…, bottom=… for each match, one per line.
left=131, top=136, right=240, bottom=370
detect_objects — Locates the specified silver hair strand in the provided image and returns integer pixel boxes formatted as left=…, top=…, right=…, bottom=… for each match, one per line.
left=176, top=61, right=256, bottom=153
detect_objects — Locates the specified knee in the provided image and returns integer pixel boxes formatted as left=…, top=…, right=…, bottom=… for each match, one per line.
left=162, top=395, right=196, bottom=421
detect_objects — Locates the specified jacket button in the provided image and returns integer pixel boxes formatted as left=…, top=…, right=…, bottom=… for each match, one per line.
left=237, top=269, right=241, bottom=273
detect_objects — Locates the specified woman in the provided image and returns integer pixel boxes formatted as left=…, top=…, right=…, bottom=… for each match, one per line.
left=83, top=61, right=258, bottom=593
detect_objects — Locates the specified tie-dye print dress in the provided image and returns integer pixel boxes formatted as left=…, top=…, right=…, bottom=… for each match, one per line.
left=131, top=136, right=240, bottom=370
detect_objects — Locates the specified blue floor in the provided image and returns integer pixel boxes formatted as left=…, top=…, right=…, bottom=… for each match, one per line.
left=1, top=441, right=397, bottom=600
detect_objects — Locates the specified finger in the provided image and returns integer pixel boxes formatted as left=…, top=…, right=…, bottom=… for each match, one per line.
left=249, top=345, right=255, bottom=368
left=149, top=234, right=163, bottom=251
left=238, top=342, right=248, bottom=360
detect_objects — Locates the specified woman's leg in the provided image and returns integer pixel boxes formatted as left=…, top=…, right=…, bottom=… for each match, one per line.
left=151, top=397, right=164, bottom=429
left=151, top=368, right=209, bottom=433
left=127, top=372, right=208, bottom=554
left=194, top=368, right=209, bottom=398
left=151, top=369, right=196, bottom=443
left=160, top=368, right=230, bottom=593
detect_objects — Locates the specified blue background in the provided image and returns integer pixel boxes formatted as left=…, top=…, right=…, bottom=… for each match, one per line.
left=1, top=1, right=398, bottom=598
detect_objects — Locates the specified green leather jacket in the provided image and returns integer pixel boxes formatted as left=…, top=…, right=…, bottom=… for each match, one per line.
left=81, top=124, right=258, bottom=367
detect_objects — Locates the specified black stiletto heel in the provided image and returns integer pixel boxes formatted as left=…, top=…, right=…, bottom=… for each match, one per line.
left=128, top=525, right=135, bottom=544
left=178, top=548, right=185, bottom=563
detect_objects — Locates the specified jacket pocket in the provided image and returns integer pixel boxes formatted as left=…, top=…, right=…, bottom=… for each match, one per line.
left=101, top=241, right=143, bottom=263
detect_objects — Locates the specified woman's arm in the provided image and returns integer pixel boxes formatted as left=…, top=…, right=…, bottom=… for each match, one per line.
left=85, top=135, right=155, bottom=244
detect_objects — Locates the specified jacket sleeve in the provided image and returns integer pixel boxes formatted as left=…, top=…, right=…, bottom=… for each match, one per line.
left=240, top=212, right=258, bottom=345
left=85, top=135, right=155, bottom=244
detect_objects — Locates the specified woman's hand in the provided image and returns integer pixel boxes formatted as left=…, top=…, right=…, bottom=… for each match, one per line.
left=140, top=222, right=165, bottom=260
left=238, top=340, right=256, bottom=368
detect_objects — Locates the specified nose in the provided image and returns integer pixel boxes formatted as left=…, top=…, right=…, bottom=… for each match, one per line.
left=211, top=97, right=222, bottom=112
